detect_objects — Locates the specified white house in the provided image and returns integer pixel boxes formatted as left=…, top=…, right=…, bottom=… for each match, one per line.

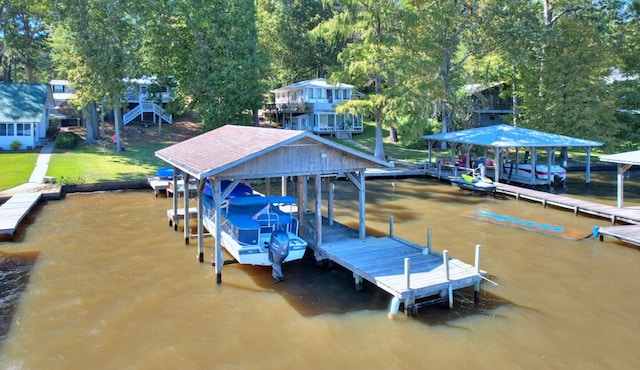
left=266, top=78, right=363, bottom=138
left=122, top=76, right=173, bottom=126
left=0, top=83, right=54, bottom=150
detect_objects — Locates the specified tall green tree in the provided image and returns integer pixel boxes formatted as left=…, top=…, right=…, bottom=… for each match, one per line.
left=401, top=0, right=493, bottom=143
left=164, top=0, right=266, bottom=130
left=488, top=0, right=627, bottom=144
left=1, top=0, right=49, bottom=82
left=256, top=0, right=343, bottom=89
left=315, top=0, right=408, bottom=161
left=51, top=0, right=141, bottom=149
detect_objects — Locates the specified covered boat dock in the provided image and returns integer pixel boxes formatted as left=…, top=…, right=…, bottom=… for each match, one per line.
left=423, top=124, right=603, bottom=186
left=155, top=125, right=489, bottom=317
left=596, top=150, right=640, bottom=247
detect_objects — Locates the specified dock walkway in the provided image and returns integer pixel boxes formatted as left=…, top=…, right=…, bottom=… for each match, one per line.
left=0, top=193, right=42, bottom=239
left=494, top=183, right=640, bottom=225
left=302, top=217, right=484, bottom=317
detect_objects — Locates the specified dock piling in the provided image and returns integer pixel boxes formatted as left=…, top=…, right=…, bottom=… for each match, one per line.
left=404, top=258, right=411, bottom=290
left=474, top=244, right=482, bottom=302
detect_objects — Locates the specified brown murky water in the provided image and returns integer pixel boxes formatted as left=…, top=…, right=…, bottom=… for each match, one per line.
left=1, top=173, right=639, bottom=369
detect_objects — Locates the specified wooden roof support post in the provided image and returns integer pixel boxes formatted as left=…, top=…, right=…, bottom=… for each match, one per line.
left=358, top=171, right=366, bottom=240
left=296, top=175, right=305, bottom=231
left=183, top=173, right=190, bottom=245
left=547, top=147, right=554, bottom=186
left=344, top=171, right=367, bottom=240
left=197, top=179, right=205, bottom=262
left=617, top=163, right=633, bottom=208
left=281, top=176, right=287, bottom=196
left=585, top=147, right=592, bottom=184
left=326, top=177, right=335, bottom=226
left=172, top=168, right=179, bottom=231
left=494, top=146, right=501, bottom=183
left=314, top=174, right=322, bottom=247
left=213, top=178, right=223, bottom=284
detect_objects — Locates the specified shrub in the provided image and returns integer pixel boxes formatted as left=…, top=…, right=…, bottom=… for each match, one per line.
left=58, top=176, right=86, bottom=186
left=56, top=132, right=81, bottom=149
left=10, top=141, right=21, bottom=150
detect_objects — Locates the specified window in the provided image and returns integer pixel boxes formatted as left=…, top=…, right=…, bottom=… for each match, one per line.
left=0, top=123, right=14, bottom=136
left=16, top=123, right=31, bottom=136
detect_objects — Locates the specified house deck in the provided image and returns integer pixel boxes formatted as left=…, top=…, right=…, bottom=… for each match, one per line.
left=0, top=193, right=42, bottom=239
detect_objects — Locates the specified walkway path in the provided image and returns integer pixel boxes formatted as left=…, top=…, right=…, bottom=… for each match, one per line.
left=0, top=141, right=57, bottom=197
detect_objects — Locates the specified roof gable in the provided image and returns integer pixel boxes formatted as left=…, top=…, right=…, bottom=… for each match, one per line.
left=0, top=83, right=52, bottom=123
left=272, top=78, right=354, bottom=93
left=423, top=124, right=603, bottom=148
left=156, top=125, right=389, bottom=180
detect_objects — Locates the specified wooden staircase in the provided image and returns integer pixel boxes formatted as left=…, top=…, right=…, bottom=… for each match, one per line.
left=123, top=103, right=172, bottom=126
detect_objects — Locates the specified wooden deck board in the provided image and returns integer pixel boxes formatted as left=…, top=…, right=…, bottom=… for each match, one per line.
left=598, top=225, right=640, bottom=247
left=307, top=230, right=483, bottom=301
left=0, top=193, right=42, bottom=236
left=495, top=183, right=640, bottom=225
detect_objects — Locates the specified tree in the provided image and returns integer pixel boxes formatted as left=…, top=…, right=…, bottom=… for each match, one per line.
left=315, top=0, right=409, bottom=161
left=153, top=0, right=267, bottom=130
left=487, top=0, right=628, bottom=145
left=256, top=0, right=343, bottom=89
left=401, top=0, right=492, bottom=148
left=50, top=0, right=142, bottom=149
left=1, top=0, right=50, bottom=82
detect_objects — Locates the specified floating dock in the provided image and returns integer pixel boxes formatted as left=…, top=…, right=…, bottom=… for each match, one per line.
left=303, top=217, right=485, bottom=318
left=0, top=193, right=42, bottom=239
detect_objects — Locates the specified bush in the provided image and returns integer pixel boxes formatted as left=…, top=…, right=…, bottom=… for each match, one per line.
left=56, top=132, right=81, bottom=149
left=10, top=141, right=21, bottom=150
left=58, top=176, right=86, bottom=186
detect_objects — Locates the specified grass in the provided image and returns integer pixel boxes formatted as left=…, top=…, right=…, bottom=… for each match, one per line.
left=339, top=121, right=433, bottom=163
left=0, top=152, right=39, bottom=190
left=46, top=140, right=172, bottom=184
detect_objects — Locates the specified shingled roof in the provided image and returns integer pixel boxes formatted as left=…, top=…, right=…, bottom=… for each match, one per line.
left=155, top=125, right=389, bottom=180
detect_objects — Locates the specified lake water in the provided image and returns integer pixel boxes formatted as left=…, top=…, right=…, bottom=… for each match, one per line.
left=1, top=173, right=639, bottom=369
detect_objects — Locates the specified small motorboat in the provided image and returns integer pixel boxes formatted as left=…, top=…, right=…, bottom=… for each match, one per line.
left=502, top=162, right=566, bottom=184
left=449, top=165, right=496, bottom=194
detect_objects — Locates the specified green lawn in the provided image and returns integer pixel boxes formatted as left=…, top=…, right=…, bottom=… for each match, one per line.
left=0, top=152, right=39, bottom=190
left=47, top=141, right=172, bottom=184
left=342, top=122, right=436, bottom=163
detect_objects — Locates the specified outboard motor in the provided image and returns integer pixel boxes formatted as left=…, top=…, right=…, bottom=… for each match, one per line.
left=268, top=230, right=290, bottom=283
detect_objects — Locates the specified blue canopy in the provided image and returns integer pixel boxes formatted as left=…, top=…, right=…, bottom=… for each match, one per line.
left=423, top=124, right=603, bottom=148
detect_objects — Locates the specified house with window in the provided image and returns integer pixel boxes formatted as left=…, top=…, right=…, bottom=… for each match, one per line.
left=466, top=82, right=516, bottom=127
left=264, top=78, right=363, bottom=138
left=122, top=76, right=173, bottom=126
left=0, top=83, right=54, bottom=150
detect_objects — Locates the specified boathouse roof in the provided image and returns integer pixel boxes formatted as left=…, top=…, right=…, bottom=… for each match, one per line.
left=155, top=125, right=390, bottom=180
left=600, top=150, right=640, bottom=166
left=423, top=124, right=603, bottom=148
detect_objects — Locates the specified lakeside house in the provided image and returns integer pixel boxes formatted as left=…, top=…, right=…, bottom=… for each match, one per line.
left=122, top=76, right=173, bottom=126
left=465, top=82, right=516, bottom=127
left=263, top=78, right=364, bottom=138
left=0, top=83, right=55, bottom=150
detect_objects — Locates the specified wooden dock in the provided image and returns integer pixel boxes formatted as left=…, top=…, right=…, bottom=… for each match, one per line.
left=167, top=207, right=198, bottom=230
left=0, top=193, right=42, bottom=239
left=494, top=183, right=640, bottom=225
left=302, top=217, right=485, bottom=317
left=597, top=225, right=640, bottom=247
